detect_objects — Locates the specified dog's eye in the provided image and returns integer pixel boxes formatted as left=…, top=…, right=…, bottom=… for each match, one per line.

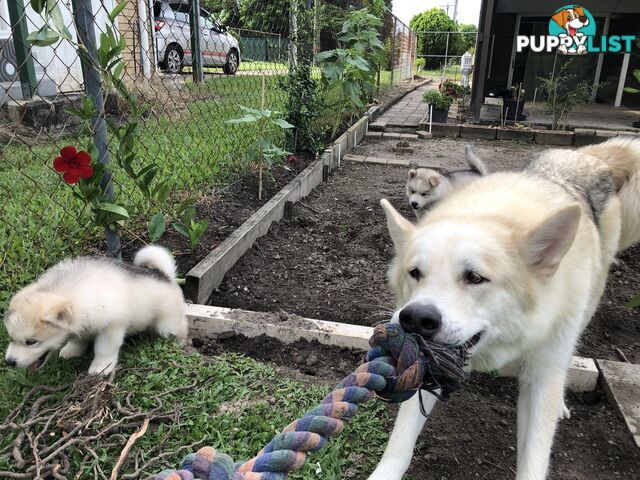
left=422, top=192, right=428, bottom=197
left=410, top=190, right=415, bottom=195
left=25, top=339, right=38, bottom=346
left=409, top=268, right=422, bottom=281
left=464, top=271, right=488, bottom=285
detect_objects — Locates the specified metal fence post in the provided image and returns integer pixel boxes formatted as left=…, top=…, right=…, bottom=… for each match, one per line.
left=71, top=0, right=122, bottom=259
left=189, top=0, right=204, bottom=82
left=390, top=16, right=396, bottom=86
left=7, top=0, right=37, bottom=100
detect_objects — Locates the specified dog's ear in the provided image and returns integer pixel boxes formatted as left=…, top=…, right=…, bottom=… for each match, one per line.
left=519, top=204, right=581, bottom=277
left=551, top=9, right=569, bottom=27
left=574, top=6, right=585, bottom=17
left=42, top=297, right=73, bottom=329
left=380, top=199, right=415, bottom=250
left=428, top=175, right=441, bottom=187
left=408, top=169, right=417, bottom=179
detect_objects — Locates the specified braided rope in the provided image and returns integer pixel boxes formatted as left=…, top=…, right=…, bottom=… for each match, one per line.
left=155, top=323, right=466, bottom=480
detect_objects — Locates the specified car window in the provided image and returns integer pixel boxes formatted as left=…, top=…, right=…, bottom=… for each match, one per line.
left=169, top=2, right=189, bottom=23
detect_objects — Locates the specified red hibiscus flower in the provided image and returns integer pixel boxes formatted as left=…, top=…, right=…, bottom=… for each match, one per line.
left=53, top=146, right=94, bottom=185
left=287, top=155, right=300, bottom=165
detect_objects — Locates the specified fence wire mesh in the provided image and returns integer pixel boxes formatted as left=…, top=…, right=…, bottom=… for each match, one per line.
left=0, top=0, right=415, bottom=307
left=415, top=30, right=477, bottom=83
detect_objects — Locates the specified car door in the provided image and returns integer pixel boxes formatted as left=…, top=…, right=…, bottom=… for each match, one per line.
left=200, top=12, right=225, bottom=66
left=168, top=2, right=192, bottom=64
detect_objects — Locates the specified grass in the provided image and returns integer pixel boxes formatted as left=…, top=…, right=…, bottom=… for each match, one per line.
left=0, top=332, right=391, bottom=478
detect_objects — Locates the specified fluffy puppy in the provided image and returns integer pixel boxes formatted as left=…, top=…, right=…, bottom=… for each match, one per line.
left=4, top=246, right=187, bottom=375
left=406, top=145, right=488, bottom=219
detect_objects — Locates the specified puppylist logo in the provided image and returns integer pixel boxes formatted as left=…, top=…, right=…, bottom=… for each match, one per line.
left=517, top=5, right=636, bottom=55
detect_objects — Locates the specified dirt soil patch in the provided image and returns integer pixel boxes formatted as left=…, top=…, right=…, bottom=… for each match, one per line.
left=208, top=138, right=639, bottom=363
left=191, top=333, right=640, bottom=479
left=121, top=156, right=312, bottom=275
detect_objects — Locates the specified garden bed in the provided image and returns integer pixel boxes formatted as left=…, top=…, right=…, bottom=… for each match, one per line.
left=192, top=332, right=640, bottom=479
left=208, top=138, right=640, bottom=363
left=120, top=156, right=313, bottom=276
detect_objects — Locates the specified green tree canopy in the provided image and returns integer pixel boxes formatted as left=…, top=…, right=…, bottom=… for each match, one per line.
left=458, top=23, right=477, bottom=53
left=410, top=8, right=460, bottom=57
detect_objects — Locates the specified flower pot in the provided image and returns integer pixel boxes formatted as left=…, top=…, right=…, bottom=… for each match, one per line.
left=429, top=106, right=449, bottom=123
left=502, top=98, right=526, bottom=121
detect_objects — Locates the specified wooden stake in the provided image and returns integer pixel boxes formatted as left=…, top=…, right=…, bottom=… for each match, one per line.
left=261, top=74, right=266, bottom=111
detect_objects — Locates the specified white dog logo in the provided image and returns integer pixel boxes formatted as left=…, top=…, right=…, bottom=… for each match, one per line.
left=551, top=6, right=590, bottom=54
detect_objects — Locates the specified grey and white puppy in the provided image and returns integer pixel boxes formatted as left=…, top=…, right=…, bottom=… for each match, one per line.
left=406, top=145, right=489, bottom=220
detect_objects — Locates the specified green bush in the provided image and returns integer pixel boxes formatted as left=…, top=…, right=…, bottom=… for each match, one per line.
left=423, top=89, right=453, bottom=110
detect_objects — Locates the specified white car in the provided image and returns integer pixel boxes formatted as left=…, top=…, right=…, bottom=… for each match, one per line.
left=153, top=0, right=241, bottom=74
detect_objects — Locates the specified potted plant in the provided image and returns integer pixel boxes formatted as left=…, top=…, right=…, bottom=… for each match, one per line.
left=423, top=89, right=453, bottom=123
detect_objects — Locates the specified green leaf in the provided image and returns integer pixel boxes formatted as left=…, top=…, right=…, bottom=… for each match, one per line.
left=346, top=55, right=370, bottom=71
left=175, top=198, right=196, bottom=215
left=49, top=4, right=73, bottom=40
left=181, top=206, right=196, bottom=224
left=627, top=293, right=640, bottom=308
left=26, top=27, right=59, bottom=47
left=109, top=0, right=128, bottom=22
left=172, top=222, right=190, bottom=238
left=226, top=115, right=259, bottom=124
left=31, top=0, right=45, bottom=13
left=272, top=118, right=294, bottom=129
left=633, top=69, right=640, bottom=83
left=96, top=202, right=130, bottom=219
left=624, top=87, right=640, bottom=94
left=148, top=213, right=166, bottom=242
left=154, top=182, right=170, bottom=203
left=316, top=50, right=336, bottom=62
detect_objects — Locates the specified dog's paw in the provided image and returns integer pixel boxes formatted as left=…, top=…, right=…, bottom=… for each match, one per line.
left=59, top=341, right=87, bottom=359
left=88, top=359, right=116, bottom=375
left=558, top=401, right=571, bottom=420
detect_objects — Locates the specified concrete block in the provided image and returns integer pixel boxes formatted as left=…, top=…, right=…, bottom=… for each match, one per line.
left=460, top=125, right=497, bottom=140
left=366, top=131, right=383, bottom=139
left=416, top=130, right=433, bottom=139
left=598, top=360, right=640, bottom=448
left=574, top=131, right=607, bottom=146
left=430, top=123, right=460, bottom=138
left=369, top=121, right=387, bottom=132
left=594, top=129, right=618, bottom=138
left=534, top=130, right=575, bottom=146
left=496, top=128, right=535, bottom=141
left=567, top=356, right=599, bottom=392
left=383, top=132, right=419, bottom=140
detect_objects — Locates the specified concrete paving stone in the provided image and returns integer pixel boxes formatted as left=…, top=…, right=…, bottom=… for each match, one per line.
left=460, top=125, right=497, bottom=140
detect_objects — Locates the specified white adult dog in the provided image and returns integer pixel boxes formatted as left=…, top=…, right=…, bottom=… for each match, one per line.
left=370, top=137, right=640, bottom=480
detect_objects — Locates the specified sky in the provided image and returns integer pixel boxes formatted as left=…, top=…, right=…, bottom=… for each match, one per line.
left=392, top=0, right=482, bottom=27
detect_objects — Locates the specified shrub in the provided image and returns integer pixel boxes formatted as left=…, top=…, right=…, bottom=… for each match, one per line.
left=537, top=60, right=601, bottom=130
left=423, top=89, right=453, bottom=110
left=410, top=8, right=462, bottom=58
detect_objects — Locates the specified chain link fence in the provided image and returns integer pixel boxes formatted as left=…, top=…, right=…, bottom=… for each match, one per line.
left=0, top=0, right=414, bottom=307
left=414, top=30, right=477, bottom=83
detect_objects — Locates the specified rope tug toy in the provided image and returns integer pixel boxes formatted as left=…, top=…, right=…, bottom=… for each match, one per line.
left=155, top=323, right=469, bottom=480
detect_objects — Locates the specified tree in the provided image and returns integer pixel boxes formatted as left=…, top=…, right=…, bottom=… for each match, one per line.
left=410, top=8, right=460, bottom=58
left=458, top=23, right=477, bottom=54
left=201, top=0, right=241, bottom=27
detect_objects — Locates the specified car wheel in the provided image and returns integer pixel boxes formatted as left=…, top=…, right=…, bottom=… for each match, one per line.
left=164, top=45, right=183, bottom=74
left=223, top=50, right=239, bottom=75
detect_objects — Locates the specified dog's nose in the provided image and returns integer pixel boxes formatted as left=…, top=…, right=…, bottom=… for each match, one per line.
left=411, top=201, right=419, bottom=209
left=579, top=15, right=588, bottom=22
left=5, top=357, right=16, bottom=367
left=399, top=303, right=442, bottom=338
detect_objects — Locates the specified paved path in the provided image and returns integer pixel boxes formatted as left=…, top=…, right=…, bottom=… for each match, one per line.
left=373, top=84, right=435, bottom=129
